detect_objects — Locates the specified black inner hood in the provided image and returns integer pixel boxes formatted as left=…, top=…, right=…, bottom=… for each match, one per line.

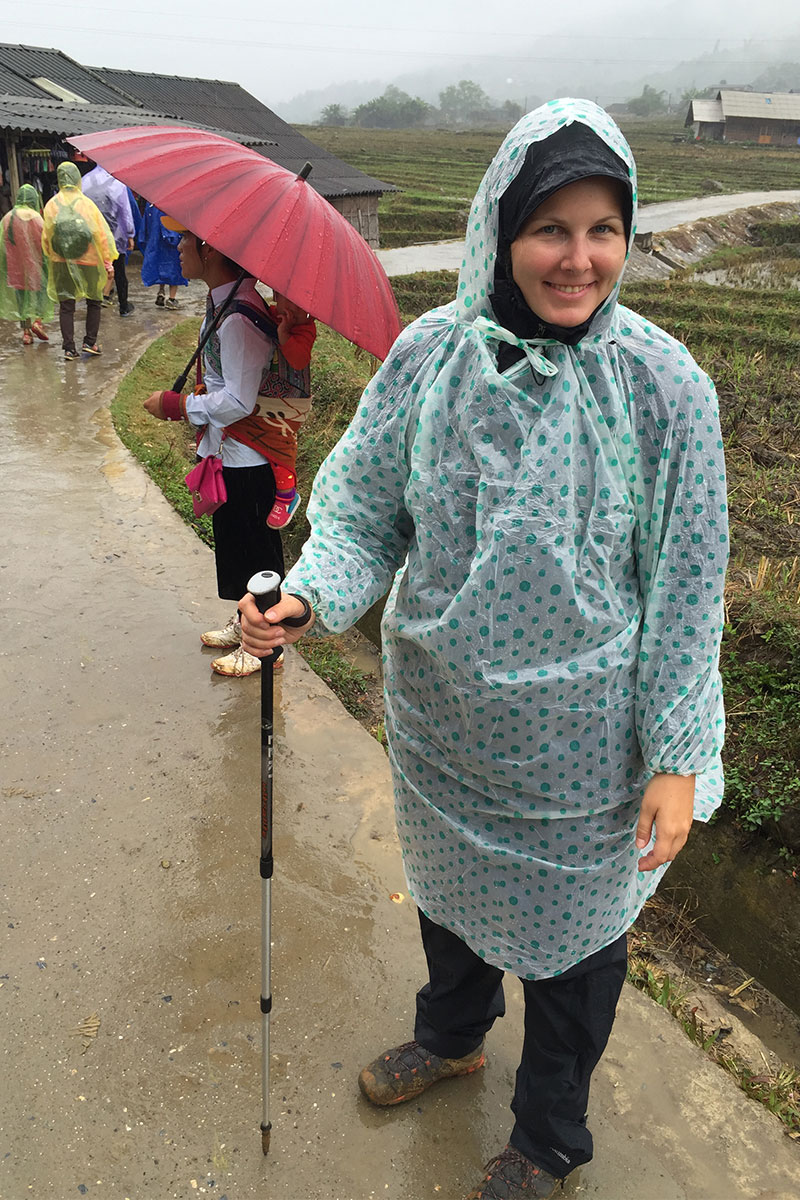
left=489, top=122, right=633, bottom=366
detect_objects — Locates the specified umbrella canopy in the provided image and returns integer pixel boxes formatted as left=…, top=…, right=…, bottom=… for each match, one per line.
left=68, top=126, right=401, bottom=360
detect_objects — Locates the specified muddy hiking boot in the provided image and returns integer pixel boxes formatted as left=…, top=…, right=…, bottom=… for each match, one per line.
left=358, top=1039, right=485, bottom=1106
left=465, top=1145, right=563, bottom=1200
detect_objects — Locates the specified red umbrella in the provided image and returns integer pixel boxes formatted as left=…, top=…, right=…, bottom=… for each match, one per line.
left=68, top=125, right=401, bottom=360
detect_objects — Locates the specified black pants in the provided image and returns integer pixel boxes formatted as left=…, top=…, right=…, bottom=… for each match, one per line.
left=211, top=462, right=284, bottom=601
left=113, top=256, right=129, bottom=313
left=59, top=298, right=101, bottom=351
left=414, top=911, right=627, bottom=1179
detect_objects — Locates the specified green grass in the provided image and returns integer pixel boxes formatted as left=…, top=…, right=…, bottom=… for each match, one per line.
left=301, top=122, right=800, bottom=247
left=110, top=318, right=214, bottom=545
left=297, top=638, right=373, bottom=723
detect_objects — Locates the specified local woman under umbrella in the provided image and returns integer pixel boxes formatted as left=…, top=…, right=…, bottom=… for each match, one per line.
left=0, top=184, right=53, bottom=345
left=240, top=98, right=728, bottom=1199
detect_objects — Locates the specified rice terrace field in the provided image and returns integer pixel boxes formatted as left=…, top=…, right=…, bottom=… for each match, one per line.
left=303, top=118, right=800, bottom=246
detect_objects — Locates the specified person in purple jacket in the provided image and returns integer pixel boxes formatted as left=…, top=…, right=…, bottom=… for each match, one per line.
left=82, top=163, right=136, bottom=317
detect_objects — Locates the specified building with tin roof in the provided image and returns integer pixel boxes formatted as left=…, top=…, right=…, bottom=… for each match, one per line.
left=686, top=90, right=800, bottom=146
left=0, top=44, right=394, bottom=245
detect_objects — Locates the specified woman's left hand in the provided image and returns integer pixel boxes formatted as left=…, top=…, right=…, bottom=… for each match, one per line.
left=635, top=773, right=696, bottom=872
left=143, top=391, right=165, bottom=419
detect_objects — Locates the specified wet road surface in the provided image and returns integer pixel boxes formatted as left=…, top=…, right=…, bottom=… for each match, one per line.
left=2, top=271, right=800, bottom=1199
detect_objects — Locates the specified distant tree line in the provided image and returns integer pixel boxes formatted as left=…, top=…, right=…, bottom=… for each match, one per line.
left=319, top=80, right=528, bottom=130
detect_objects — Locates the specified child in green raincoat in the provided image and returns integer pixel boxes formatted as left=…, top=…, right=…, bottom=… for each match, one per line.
left=0, top=184, right=53, bottom=345
left=41, top=161, right=117, bottom=360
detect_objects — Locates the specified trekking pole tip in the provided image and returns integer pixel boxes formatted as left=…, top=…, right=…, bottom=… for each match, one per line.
left=261, top=1123, right=272, bottom=1155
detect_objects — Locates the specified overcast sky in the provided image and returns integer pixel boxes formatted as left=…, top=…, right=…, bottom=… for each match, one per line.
left=4, top=0, right=800, bottom=111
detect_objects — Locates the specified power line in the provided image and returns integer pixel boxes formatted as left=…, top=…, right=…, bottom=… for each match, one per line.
left=6, top=2, right=800, bottom=46
left=1, top=18, right=791, bottom=69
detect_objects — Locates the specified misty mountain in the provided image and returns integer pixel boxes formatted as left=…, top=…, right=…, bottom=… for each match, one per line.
left=281, top=31, right=800, bottom=124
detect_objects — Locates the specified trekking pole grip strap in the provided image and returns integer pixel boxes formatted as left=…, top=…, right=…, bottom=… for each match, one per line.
left=281, top=593, right=313, bottom=629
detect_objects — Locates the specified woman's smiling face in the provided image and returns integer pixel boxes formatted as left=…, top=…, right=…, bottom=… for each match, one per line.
left=509, top=176, right=628, bottom=328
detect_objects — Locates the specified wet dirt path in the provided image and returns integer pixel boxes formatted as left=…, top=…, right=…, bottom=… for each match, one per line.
left=1, top=275, right=799, bottom=1200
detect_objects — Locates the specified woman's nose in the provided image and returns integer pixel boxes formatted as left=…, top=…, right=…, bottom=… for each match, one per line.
left=561, top=237, right=592, bottom=273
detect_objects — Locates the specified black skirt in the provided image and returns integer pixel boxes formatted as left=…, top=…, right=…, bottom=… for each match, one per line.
left=211, top=463, right=285, bottom=601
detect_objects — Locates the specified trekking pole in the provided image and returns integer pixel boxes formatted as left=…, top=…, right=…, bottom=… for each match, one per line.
left=247, top=568, right=282, bottom=1156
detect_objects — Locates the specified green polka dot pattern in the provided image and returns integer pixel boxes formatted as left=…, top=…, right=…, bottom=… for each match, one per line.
left=283, top=99, right=728, bottom=979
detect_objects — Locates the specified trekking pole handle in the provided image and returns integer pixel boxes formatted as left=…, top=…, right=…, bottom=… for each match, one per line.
left=248, top=570, right=282, bottom=614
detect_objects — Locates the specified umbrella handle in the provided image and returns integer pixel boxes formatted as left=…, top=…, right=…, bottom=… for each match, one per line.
left=171, top=268, right=249, bottom=392
left=247, top=569, right=282, bottom=1156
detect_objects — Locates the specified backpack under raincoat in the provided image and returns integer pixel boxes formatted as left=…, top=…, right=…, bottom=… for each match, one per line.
left=283, top=99, right=729, bottom=979
left=0, top=184, right=53, bottom=323
left=42, top=162, right=118, bottom=302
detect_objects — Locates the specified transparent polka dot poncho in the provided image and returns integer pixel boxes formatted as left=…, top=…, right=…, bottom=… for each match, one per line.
left=284, top=98, right=728, bottom=979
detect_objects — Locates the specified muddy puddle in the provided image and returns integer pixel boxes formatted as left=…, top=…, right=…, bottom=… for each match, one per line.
left=695, top=263, right=800, bottom=289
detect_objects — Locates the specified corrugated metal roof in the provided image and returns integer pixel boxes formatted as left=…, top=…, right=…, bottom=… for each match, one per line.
left=0, top=62, right=52, bottom=99
left=0, top=96, right=270, bottom=145
left=0, top=44, right=135, bottom=106
left=93, top=67, right=396, bottom=198
left=685, top=98, right=723, bottom=125
left=719, top=89, right=800, bottom=121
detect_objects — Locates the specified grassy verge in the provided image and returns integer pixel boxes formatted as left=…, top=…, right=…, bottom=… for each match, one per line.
left=111, top=318, right=213, bottom=545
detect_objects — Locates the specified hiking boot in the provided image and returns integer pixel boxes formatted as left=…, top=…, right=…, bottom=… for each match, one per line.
left=82, top=341, right=102, bottom=356
left=120, top=303, right=136, bottom=317
left=64, top=347, right=80, bottom=361
left=164, top=297, right=180, bottom=310
left=465, top=1145, right=563, bottom=1200
left=358, top=1039, right=485, bottom=1107
left=31, top=319, right=49, bottom=341
left=155, top=291, right=165, bottom=307
left=201, top=614, right=242, bottom=648
left=211, top=647, right=283, bottom=677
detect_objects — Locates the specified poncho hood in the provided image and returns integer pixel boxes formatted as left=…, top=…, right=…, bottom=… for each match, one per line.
left=57, top=161, right=82, bottom=192
left=452, top=98, right=637, bottom=354
left=14, top=184, right=42, bottom=213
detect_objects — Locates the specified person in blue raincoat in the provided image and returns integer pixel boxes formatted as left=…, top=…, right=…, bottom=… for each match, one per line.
left=140, top=202, right=187, bottom=309
left=238, top=99, right=728, bottom=1199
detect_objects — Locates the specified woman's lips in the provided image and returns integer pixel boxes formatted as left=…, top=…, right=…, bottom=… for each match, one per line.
left=544, top=282, right=594, bottom=295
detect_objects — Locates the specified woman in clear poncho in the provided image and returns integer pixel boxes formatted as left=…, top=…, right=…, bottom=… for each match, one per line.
left=0, top=184, right=53, bottom=345
left=240, top=99, right=728, bottom=1198
left=41, top=161, right=117, bottom=358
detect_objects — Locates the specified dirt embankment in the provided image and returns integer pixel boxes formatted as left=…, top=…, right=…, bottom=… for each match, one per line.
left=627, top=200, right=800, bottom=280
